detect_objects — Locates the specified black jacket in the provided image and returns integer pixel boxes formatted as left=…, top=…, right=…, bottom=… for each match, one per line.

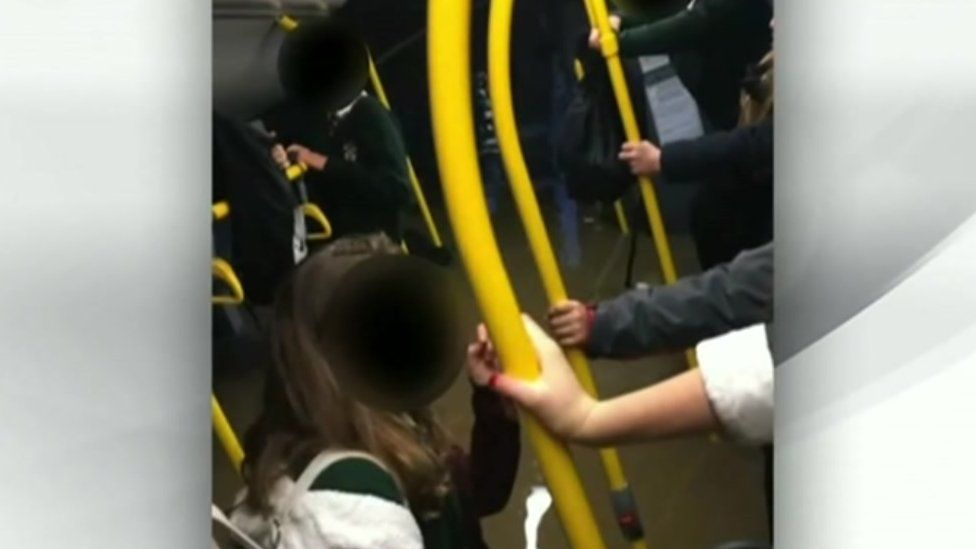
left=662, top=119, right=772, bottom=187
left=588, top=242, right=772, bottom=357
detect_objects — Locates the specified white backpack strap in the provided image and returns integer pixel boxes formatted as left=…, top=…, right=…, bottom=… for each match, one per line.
left=281, top=449, right=406, bottom=517
left=212, top=504, right=265, bottom=549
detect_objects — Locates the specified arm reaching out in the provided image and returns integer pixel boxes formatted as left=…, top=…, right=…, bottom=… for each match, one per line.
left=468, top=316, right=772, bottom=446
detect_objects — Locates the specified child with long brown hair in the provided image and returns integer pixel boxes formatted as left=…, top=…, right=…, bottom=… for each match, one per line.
left=228, top=233, right=519, bottom=548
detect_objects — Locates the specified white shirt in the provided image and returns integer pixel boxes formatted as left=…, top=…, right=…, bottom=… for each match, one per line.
left=695, top=324, right=774, bottom=444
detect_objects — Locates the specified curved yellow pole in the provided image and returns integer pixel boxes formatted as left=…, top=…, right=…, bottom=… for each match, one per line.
left=212, top=258, right=246, bottom=306
left=212, top=394, right=245, bottom=474
left=489, top=1, right=646, bottom=545
left=429, top=1, right=605, bottom=547
left=367, top=55, right=444, bottom=248
left=587, top=0, right=697, bottom=369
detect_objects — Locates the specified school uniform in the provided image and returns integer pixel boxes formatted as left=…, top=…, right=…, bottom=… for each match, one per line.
left=229, top=385, right=519, bottom=549
left=265, top=94, right=413, bottom=242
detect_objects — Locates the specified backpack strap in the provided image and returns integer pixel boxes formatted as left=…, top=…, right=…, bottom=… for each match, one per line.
left=280, top=449, right=407, bottom=518
left=211, top=503, right=264, bottom=549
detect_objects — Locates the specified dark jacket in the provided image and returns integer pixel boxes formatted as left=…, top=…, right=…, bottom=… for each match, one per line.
left=662, top=119, right=772, bottom=187
left=264, top=95, right=413, bottom=241
left=666, top=121, right=773, bottom=268
left=618, top=0, right=772, bottom=130
left=441, top=385, right=521, bottom=549
left=588, top=242, right=772, bottom=357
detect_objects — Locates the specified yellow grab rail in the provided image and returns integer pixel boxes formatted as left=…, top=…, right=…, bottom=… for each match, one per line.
left=212, top=394, right=245, bottom=474
left=587, top=0, right=697, bottom=368
left=614, top=200, right=631, bottom=235
left=489, top=0, right=646, bottom=545
left=285, top=161, right=307, bottom=182
left=429, top=1, right=605, bottom=547
left=212, top=258, right=246, bottom=306
left=302, top=203, right=333, bottom=241
left=367, top=54, right=444, bottom=248
left=212, top=201, right=230, bottom=222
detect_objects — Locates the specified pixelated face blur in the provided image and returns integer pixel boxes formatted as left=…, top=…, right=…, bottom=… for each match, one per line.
left=320, top=254, right=465, bottom=412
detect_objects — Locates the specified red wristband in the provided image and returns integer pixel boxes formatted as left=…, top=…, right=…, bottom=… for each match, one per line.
left=584, top=304, right=598, bottom=342
left=487, top=372, right=500, bottom=390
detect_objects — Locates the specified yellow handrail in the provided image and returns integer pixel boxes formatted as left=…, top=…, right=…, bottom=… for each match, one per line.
left=212, top=394, right=245, bottom=474
left=489, top=0, right=646, bottom=545
left=285, top=161, right=307, bottom=182
left=367, top=55, right=444, bottom=248
left=586, top=0, right=697, bottom=368
left=302, top=203, right=333, bottom=241
left=428, top=1, right=605, bottom=547
left=212, top=258, right=246, bottom=306
left=212, top=201, right=230, bottom=222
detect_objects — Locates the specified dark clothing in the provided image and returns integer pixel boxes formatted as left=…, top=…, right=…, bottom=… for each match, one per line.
left=212, top=112, right=306, bottom=305
left=264, top=96, right=412, bottom=242
left=661, top=121, right=774, bottom=268
left=662, top=120, right=773, bottom=187
left=588, top=242, right=772, bottom=358
left=618, top=0, right=772, bottom=130
left=444, top=385, right=521, bottom=548
left=690, top=179, right=772, bottom=268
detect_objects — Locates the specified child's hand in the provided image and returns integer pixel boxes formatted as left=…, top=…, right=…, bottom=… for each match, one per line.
left=467, top=323, right=500, bottom=386
left=547, top=300, right=592, bottom=347
left=468, top=315, right=596, bottom=441
left=286, top=144, right=328, bottom=171
left=270, top=144, right=290, bottom=171
left=466, top=324, right=517, bottom=419
left=619, top=140, right=662, bottom=177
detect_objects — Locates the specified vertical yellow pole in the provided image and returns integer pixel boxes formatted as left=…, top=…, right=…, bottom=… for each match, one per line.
left=367, top=56, right=445, bottom=248
left=614, top=198, right=631, bottom=236
left=429, top=1, right=605, bottom=547
left=586, top=0, right=697, bottom=369
left=489, top=0, right=647, bottom=545
left=212, top=394, right=244, bottom=474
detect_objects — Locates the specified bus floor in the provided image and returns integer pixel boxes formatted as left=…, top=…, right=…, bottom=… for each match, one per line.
left=212, top=199, right=770, bottom=549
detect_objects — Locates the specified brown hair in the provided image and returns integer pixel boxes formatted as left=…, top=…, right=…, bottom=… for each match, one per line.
left=241, top=233, right=454, bottom=515
left=740, top=50, right=774, bottom=126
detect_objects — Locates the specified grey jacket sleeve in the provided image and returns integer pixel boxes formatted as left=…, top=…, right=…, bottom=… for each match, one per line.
left=587, top=242, right=773, bottom=358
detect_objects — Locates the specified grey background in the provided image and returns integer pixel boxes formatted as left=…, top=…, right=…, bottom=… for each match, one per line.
left=0, top=1, right=210, bottom=547
left=776, top=1, right=976, bottom=547
left=775, top=0, right=976, bottom=361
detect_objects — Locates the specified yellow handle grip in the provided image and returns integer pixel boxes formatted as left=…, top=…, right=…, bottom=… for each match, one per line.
left=211, top=257, right=245, bottom=306
left=302, top=202, right=333, bottom=241
left=212, top=201, right=230, bottom=222
left=212, top=394, right=245, bottom=474
left=285, top=162, right=308, bottom=182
